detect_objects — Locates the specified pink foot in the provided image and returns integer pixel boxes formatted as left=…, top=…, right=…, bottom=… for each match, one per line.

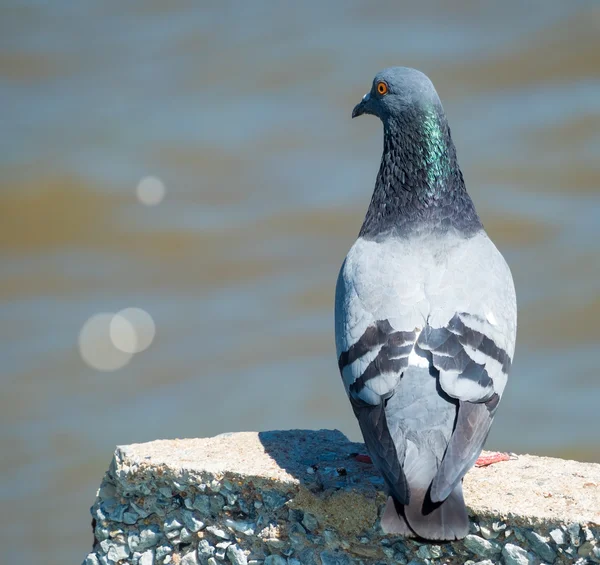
left=475, top=452, right=512, bottom=467
left=355, top=452, right=513, bottom=467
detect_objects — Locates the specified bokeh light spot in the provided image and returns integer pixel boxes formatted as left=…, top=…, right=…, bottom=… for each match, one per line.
left=78, top=313, right=133, bottom=371
left=109, top=312, right=138, bottom=353
left=111, top=307, right=156, bottom=353
left=136, top=176, right=165, bottom=205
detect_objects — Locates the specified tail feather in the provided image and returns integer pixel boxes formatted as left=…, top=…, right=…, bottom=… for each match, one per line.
left=381, top=483, right=469, bottom=541
left=381, top=496, right=412, bottom=536
left=376, top=364, right=471, bottom=540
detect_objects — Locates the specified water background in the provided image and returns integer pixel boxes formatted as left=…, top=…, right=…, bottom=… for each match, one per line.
left=1, top=2, right=599, bottom=563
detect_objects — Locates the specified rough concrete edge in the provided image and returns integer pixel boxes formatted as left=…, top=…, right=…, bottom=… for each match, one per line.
left=83, top=435, right=600, bottom=565
left=111, top=444, right=384, bottom=538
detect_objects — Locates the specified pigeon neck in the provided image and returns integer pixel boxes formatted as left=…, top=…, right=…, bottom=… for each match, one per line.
left=359, top=105, right=482, bottom=240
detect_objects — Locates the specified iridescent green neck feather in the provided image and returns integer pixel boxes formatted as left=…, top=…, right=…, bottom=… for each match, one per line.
left=359, top=103, right=482, bottom=240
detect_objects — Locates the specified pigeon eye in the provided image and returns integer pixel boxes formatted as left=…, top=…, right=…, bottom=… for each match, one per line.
left=376, top=81, right=388, bottom=95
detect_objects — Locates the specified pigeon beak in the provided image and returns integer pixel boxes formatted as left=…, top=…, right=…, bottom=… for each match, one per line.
left=352, top=92, right=371, bottom=118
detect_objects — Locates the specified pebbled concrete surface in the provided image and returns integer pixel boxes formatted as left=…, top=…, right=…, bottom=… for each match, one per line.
left=83, top=429, right=600, bottom=565
left=120, top=429, right=600, bottom=526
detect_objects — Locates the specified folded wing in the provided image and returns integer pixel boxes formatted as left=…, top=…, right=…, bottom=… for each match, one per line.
left=338, top=320, right=417, bottom=504
left=417, top=312, right=514, bottom=502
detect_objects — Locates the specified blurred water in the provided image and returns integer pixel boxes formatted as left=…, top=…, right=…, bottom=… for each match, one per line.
left=1, top=1, right=599, bottom=563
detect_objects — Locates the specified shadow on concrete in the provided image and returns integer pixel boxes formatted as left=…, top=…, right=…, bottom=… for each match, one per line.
left=257, top=428, right=384, bottom=493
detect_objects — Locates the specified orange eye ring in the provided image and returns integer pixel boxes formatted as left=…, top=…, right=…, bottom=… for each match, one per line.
left=376, top=81, right=388, bottom=95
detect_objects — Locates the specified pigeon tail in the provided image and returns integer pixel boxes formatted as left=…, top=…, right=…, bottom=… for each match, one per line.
left=381, top=482, right=469, bottom=541
left=381, top=496, right=413, bottom=536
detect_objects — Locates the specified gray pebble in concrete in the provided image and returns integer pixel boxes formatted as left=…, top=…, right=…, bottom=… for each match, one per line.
left=322, top=530, right=339, bottom=547
left=227, top=544, right=248, bottom=565
left=502, top=543, right=535, bottom=565
left=210, top=494, right=226, bottom=514
left=264, top=556, right=287, bottom=565
left=262, top=490, right=288, bottom=510
left=109, top=504, right=128, bottom=522
left=131, top=501, right=150, bottom=519
left=84, top=554, right=100, bottom=565
left=139, top=550, right=154, bottom=565
left=192, top=494, right=211, bottom=515
left=288, top=508, right=303, bottom=522
left=225, top=518, right=255, bottom=535
left=129, top=526, right=162, bottom=552
left=302, top=512, right=319, bottom=532
left=182, top=510, right=205, bottom=532
left=463, top=535, right=502, bottom=558
left=578, top=541, right=596, bottom=558
left=163, top=517, right=182, bottom=531
left=95, top=524, right=109, bottom=542
left=198, top=539, right=215, bottom=561
left=180, top=527, right=194, bottom=543
left=479, top=525, right=498, bottom=540
left=549, top=528, right=566, bottom=545
left=568, top=523, right=581, bottom=547
left=180, top=549, right=200, bottom=565
left=124, top=511, right=139, bottom=525
left=100, top=539, right=130, bottom=562
left=155, top=545, right=172, bottom=562
left=523, top=530, right=557, bottom=563
left=206, top=525, right=231, bottom=539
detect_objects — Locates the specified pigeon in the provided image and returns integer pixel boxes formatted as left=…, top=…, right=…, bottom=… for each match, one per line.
left=334, top=67, right=517, bottom=541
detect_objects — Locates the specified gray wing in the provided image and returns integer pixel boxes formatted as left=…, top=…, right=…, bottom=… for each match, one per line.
left=335, top=237, right=427, bottom=505
left=352, top=394, right=409, bottom=504
left=419, top=310, right=515, bottom=502
left=415, top=233, right=517, bottom=503
left=337, top=319, right=416, bottom=504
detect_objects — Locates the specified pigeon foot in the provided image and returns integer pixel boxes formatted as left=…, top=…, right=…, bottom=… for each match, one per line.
left=475, top=452, right=516, bottom=467
left=355, top=452, right=515, bottom=467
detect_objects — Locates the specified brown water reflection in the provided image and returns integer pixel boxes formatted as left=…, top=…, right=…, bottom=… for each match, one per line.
left=1, top=2, right=599, bottom=564
left=439, top=9, right=600, bottom=90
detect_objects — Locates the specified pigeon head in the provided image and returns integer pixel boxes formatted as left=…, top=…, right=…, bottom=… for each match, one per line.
left=352, top=67, right=442, bottom=125
left=353, top=67, right=483, bottom=239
